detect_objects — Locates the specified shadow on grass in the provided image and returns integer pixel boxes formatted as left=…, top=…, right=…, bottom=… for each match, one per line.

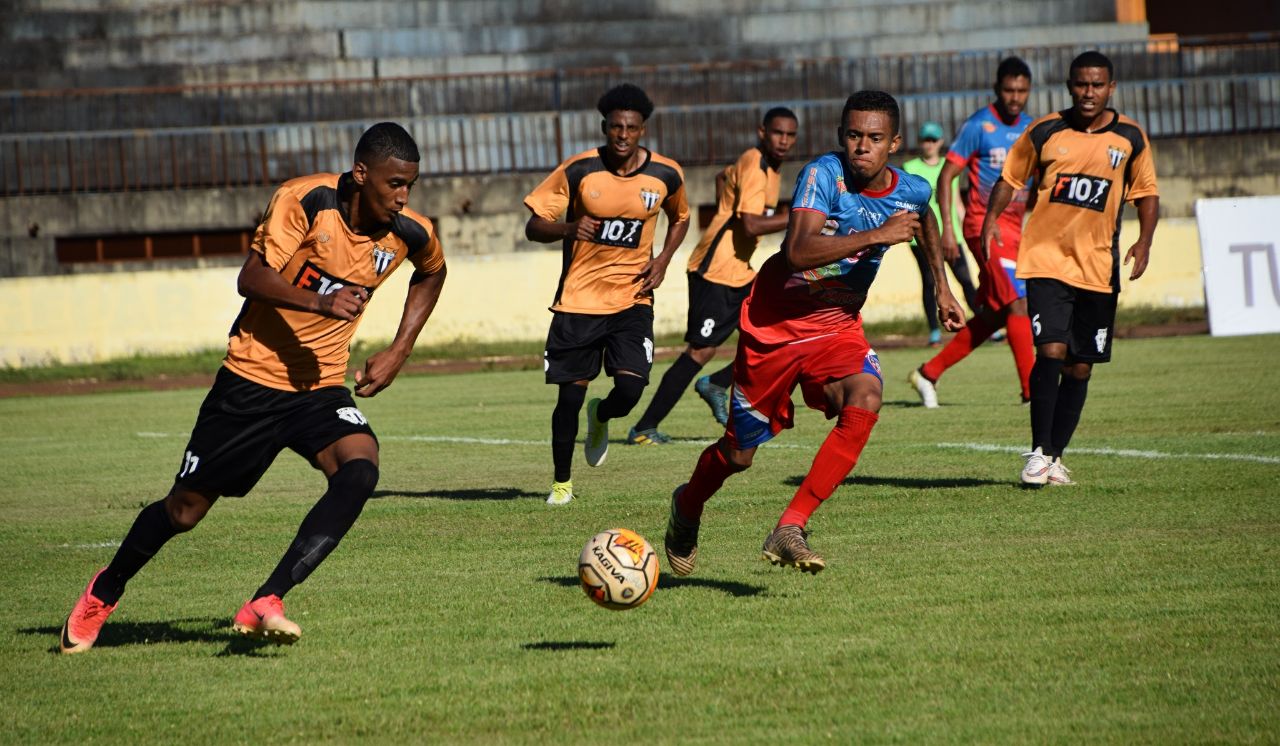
left=782, top=474, right=1005, bottom=489
left=539, top=575, right=765, bottom=598
left=21, top=617, right=279, bottom=657
left=372, top=487, right=543, bottom=501
left=521, top=641, right=616, bottom=651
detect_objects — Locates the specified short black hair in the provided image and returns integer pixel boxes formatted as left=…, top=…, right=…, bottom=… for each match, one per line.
left=597, top=84, right=654, bottom=120
left=996, top=56, right=1032, bottom=84
left=762, top=106, right=798, bottom=128
left=841, top=90, right=900, bottom=135
left=354, top=122, right=420, bottom=164
left=1069, top=51, right=1114, bottom=80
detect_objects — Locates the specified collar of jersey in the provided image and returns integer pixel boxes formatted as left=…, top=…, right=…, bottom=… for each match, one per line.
left=595, top=146, right=652, bottom=177
left=1060, top=107, right=1121, bottom=134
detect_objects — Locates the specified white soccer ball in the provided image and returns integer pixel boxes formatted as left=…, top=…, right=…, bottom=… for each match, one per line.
left=578, top=528, right=660, bottom=610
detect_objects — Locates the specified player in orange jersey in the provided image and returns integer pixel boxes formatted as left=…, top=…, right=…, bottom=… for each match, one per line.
left=984, top=52, right=1159, bottom=486
left=627, top=107, right=798, bottom=444
left=59, top=123, right=448, bottom=652
left=525, top=84, right=690, bottom=506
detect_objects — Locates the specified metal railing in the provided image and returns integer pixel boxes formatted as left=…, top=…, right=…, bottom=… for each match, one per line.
left=3, top=74, right=1275, bottom=197
left=3, top=34, right=1277, bottom=134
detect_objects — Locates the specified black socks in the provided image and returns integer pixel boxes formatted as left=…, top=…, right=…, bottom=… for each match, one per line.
left=634, top=353, right=702, bottom=431
left=93, top=499, right=181, bottom=606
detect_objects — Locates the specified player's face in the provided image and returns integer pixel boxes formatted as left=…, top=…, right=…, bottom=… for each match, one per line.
left=995, top=74, right=1031, bottom=119
left=354, top=156, right=419, bottom=225
left=758, top=116, right=798, bottom=163
left=839, top=109, right=900, bottom=181
left=1068, top=67, right=1115, bottom=122
left=601, top=110, right=646, bottom=161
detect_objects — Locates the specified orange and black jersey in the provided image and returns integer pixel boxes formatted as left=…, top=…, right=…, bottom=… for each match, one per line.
left=525, top=147, right=690, bottom=314
left=1002, top=109, right=1158, bottom=293
left=685, top=146, right=782, bottom=288
left=225, top=172, right=445, bottom=392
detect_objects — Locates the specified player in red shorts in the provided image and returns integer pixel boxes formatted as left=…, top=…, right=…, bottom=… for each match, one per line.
left=662, top=91, right=965, bottom=575
left=909, top=58, right=1037, bottom=408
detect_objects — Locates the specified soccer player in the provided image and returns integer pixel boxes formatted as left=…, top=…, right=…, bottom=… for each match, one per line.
left=626, top=107, right=798, bottom=444
left=524, top=84, right=690, bottom=506
left=663, top=91, right=965, bottom=576
left=983, top=51, right=1158, bottom=485
left=901, top=120, right=978, bottom=347
left=909, top=57, right=1036, bottom=408
left=58, top=123, right=448, bottom=653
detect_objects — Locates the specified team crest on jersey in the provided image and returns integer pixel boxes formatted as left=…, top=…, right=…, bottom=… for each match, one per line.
left=982, top=121, right=997, bottom=133
left=372, top=245, right=395, bottom=275
left=639, top=187, right=661, bottom=210
left=1107, top=146, right=1127, bottom=170
left=835, top=175, right=847, bottom=194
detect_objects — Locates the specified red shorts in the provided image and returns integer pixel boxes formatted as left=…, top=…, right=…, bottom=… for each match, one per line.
left=966, top=224, right=1026, bottom=312
left=725, top=329, right=881, bottom=449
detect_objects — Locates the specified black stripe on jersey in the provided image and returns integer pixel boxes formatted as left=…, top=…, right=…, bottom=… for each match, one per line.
left=696, top=219, right=735, bottom=275
left=639, top=159, right=683, bottom=197
left=565, top=154, right=607, bottom=223
left=390, top=213, right=430, bottom=258
left=299, top=184, right=339, bottom=226
left=1029, top=113, right=1072, bottom=160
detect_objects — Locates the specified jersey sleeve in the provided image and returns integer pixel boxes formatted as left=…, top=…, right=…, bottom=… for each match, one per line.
left=945, top=117, right=980, bottom=168
left=1000, top=129, right=1039, bottom=191
left=251, top=186, right=309, bottom=271
left=791, top=159, right=838, bottom=215
left=1126, top=131, right=1159, bottom=201
left=523, top=163, right=571, bottom=221
left=733, top=158, right=768, bottom=217
left=663, top=167, right=691, bottom=223
left=409, top=219, right=446, bottom=275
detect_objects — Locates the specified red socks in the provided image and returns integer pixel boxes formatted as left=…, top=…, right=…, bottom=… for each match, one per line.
left=676, top=440, right=742, bottom=522
left=921, top=314, right=999, bottom=382
left=1005, top=313, right=1034, bottom=401
left=778, top=406, right=878, bottom=528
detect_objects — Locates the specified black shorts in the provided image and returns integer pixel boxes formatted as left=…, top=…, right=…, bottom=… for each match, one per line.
left=545, top=305, right=654, bottom=384
left=685, top=272, right=752, bottom=347
left=1026, top=277, right=1119, bottom=363
left=174, top=367, right=377, bottom=497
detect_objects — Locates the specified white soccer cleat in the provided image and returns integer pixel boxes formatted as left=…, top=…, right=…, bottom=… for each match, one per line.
left=546, top=480, right=575, bottom=505
left=908, top=368, right=939, bottom=409
left=1021, top=447, right=1051, bottom=486
left=1047, top=458, right=1074, bottom=486
left=583, top=397, right=608, bottom=467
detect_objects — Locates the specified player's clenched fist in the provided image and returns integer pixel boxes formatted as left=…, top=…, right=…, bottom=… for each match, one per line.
left=573, top=216, right=602, bottom=241
left=875, top=209, right=919, bottom=246
left=318, top=286, right=368, bottom=320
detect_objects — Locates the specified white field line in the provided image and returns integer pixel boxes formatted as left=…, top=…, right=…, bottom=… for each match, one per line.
left=135, top=432, right=1279, bottom=463
left=937, top=442, right=1280, bottom=465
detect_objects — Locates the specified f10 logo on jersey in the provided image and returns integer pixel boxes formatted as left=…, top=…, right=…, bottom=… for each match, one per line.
left=293, top=261, right=373, bottom=297
left=1050, top=173, right=1112, bottom=212
left=594, top=217, right=643, bottom=249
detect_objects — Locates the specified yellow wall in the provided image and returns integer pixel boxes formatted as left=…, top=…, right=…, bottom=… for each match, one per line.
left=0, top=218, right=1203, bottom=367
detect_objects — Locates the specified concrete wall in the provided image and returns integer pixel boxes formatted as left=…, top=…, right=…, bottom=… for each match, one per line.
left=0, top=215, right=1209, bottom=368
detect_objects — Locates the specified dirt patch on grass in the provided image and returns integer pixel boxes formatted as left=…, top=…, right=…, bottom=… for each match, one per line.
left=0, top=321, right=1207, bottom=399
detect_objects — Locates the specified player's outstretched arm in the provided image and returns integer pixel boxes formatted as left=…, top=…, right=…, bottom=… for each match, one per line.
left=237, top=251, right=367, bottom=320
left=977, top=180, right=1016, bottom=263
left=1124, top=195, right=1159, bottom=281
left=525, top=214, right=600, bottom=244
left=354, top=265, right=447, bottom=398
left=635, top=218, right=690, bottom=296
left=935, top=159, right=965, bottom=261
left=784, top=208, right=918, bottom=272
left=919, top=210, right=966, bottom=331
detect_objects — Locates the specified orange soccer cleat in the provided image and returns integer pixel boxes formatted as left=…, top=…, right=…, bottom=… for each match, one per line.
left=232, top=595, right=302, bottom=645
left=60, top=568, right=119, bottom=654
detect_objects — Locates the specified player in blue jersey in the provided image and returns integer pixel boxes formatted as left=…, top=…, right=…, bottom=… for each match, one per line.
left=662, top=91, right=966, bottom=575
left=910, top=57, right=1037, bottom=409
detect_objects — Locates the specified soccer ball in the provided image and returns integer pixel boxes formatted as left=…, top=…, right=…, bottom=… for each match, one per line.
left=578, top=528, right=659, bottom=610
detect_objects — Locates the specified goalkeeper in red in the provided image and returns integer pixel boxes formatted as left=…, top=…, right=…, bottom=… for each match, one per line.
left=662, top=91, right=965, bottom=575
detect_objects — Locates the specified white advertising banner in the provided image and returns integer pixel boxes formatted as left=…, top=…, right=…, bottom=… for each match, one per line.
left=1196, top=196, right=1280, bottom=337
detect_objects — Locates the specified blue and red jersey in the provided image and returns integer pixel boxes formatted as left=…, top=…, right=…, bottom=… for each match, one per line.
left=946, top=104, right=1033, bottom=238
left=741, top=152, right=931, bottom=345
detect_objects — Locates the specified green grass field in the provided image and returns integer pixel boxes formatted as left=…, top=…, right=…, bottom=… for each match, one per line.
left=2, top=333, right=1277, bottom=744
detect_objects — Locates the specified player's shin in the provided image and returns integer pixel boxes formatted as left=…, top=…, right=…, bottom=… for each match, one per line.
left=1006, top=314, right=1035, bottom=400
left=778, top=406, right=878, bottom=528
left=633, top=352, right=701, bottom=431
left=552, top=383, right=587, bottom=482
left=679, top=440, right=746, bottom=521
left=254, top=459, right=379, bottom=600
left=596, top=373, right=646, bottom=421
left=1050, top=374, right=1090, bottom=455
left=93, top=498, right=182, bottom=605
left=1029, top=356, right=1064, bottom=454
